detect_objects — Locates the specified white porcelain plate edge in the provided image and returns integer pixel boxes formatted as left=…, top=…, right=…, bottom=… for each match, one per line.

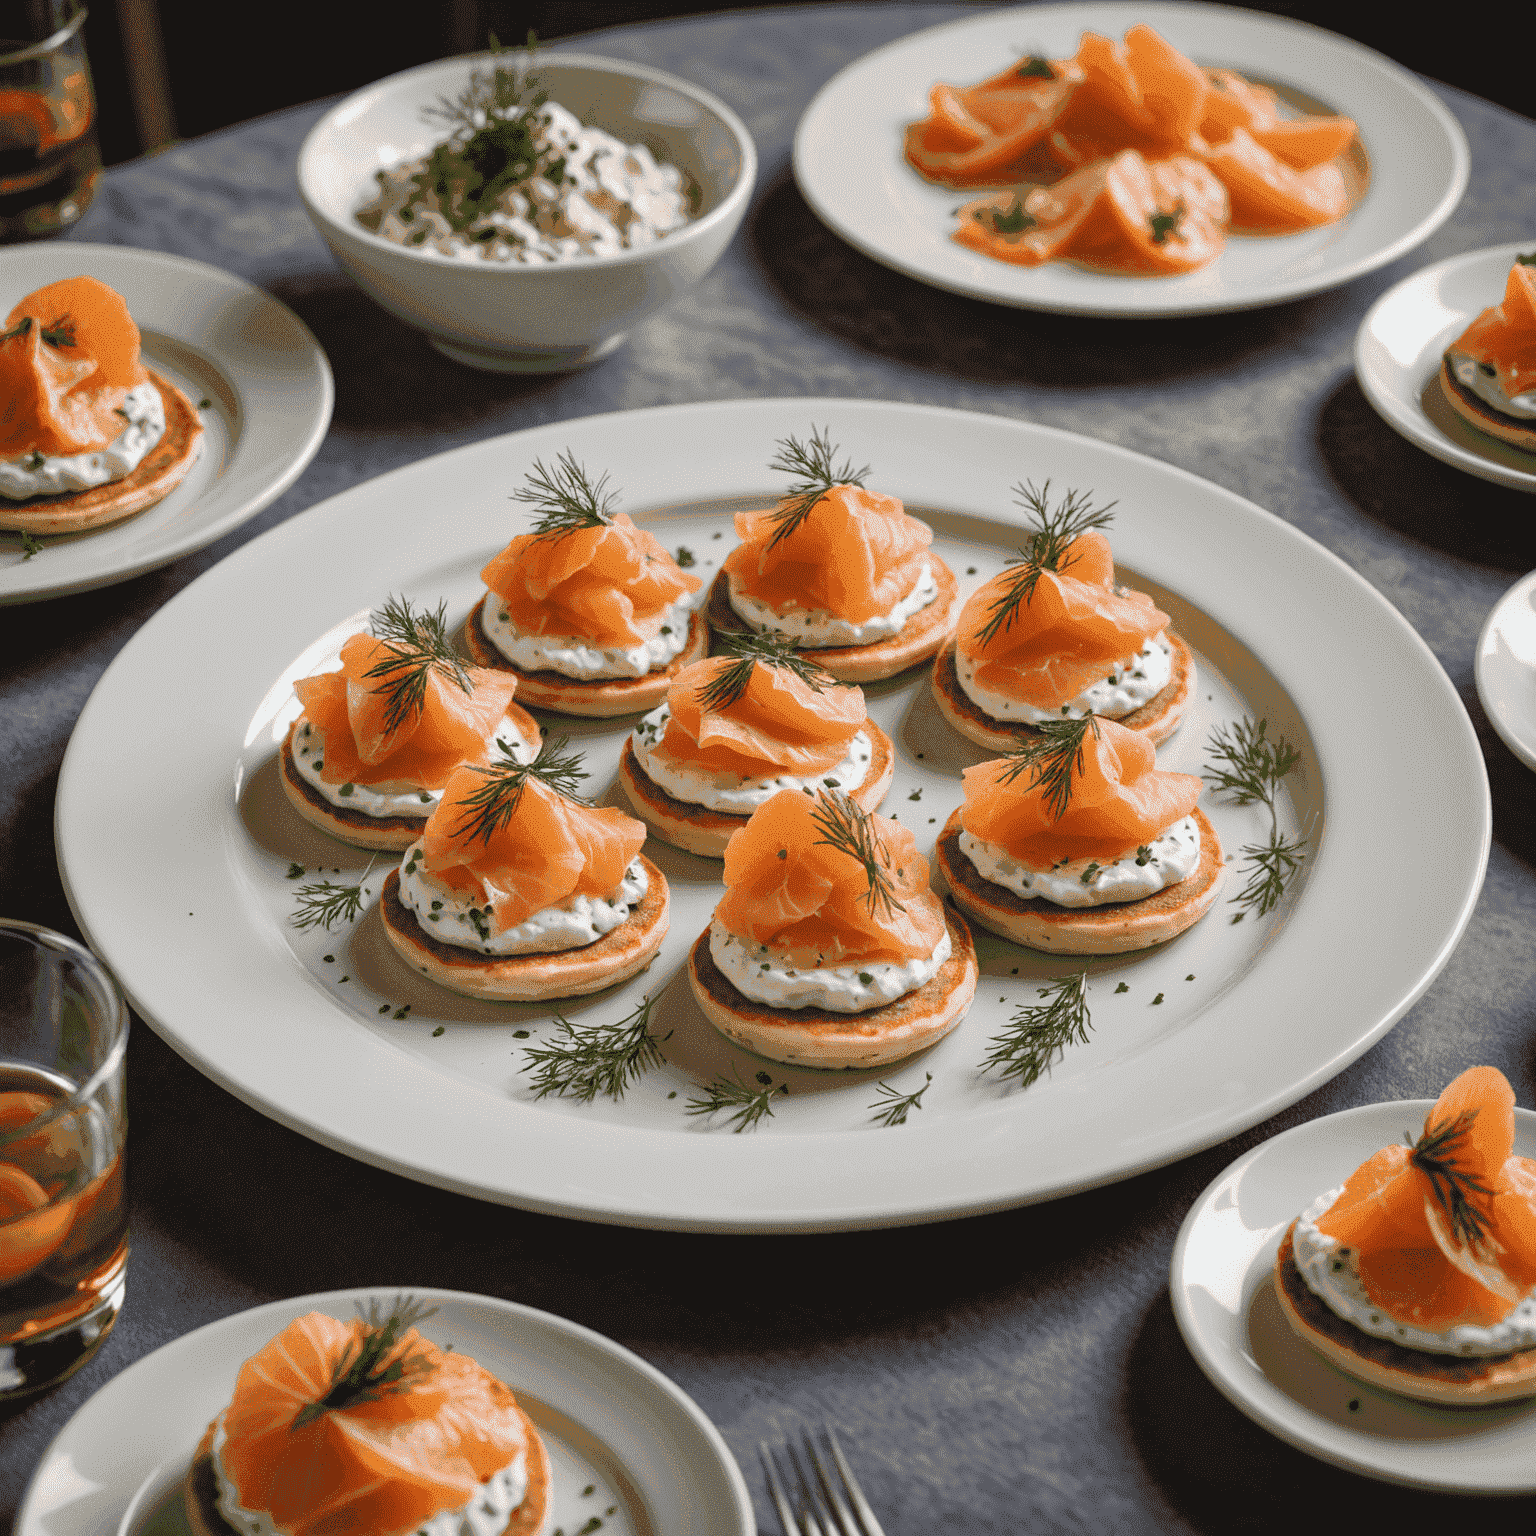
left=0, top=242, right=334, bottom=603
left=793, top=1, right=1468, bottom=316
left=15, top=1286, right=753, bottom=1536
left=54, top=397, right=1490, bottom=1231
left=1355, top=240, right=1536, bottom=494
left=1171, top=1103, right=1536, bottom=1493
left=1475, top=568, right=1536, bottom=771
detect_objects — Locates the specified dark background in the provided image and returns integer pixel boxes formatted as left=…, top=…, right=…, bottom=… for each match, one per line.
left=82, top=0, right=1527, bottom=167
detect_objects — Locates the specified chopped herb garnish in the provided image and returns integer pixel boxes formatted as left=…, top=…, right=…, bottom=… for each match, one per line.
left=1203, top=717, right=1306, bottom=916
left=286, top=861, right=305, bottom=879
left=1017, top=54, right=1055, bottom=77
left=979, top=972, right=1091, bottom=1088
left=521, top=994, right=670, bottom=1102
left=685, top=1066, right=785, bottom=1131
left=292, top=1296, right=439, bottom=1427
left=675, top=545, right=696, bottom=567
left=977, top=194, right=1036, bottom=236
left=1152, top=992, right=1164, bottom=1005
left=1114, top=982, right=1129, bottom=993
left=868, top=1072, right=931, bottom=1127
left=763, top=426, right=870, bottom=552
left=19, top=530, right=43, bottom=560
left=1148, top=203, right=1186, bottom=245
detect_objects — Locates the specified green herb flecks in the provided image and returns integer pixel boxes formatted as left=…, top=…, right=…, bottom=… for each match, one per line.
left=522, top=994, right=671, bottom=1102
left=449, top=734, right=588, bottom=847
left=975, top=482, right=1117, bottom=646
left=696, top=626, right=847, bottom=714
left=685, top=1066, right=786, bottom=1132
left=409, top=33, right=567, bottom=234
left=514, top=450, right=620, bottom=537
left=1410, top=1109, right=1495, bottom=1255
left=809, top=789, right=902, bottom=921
left=19, top=530, right=43, bottom=560
left=0, top=313, right=75, bottom=347
left=979, top=972, right=1091, bottom=1088
left=868, top=1072, right=932, bottom=1127
left=1517, top=252, right=1536, bottom=267
left=1148, top=203, right=1186, bottom=245
left=997, top=713, right=1099, bottom=820
left=976, top=195, right=1036, bottom=236
left=290, top=859, right=378, bottom=932
left=1017, top=54, right=1055, bottom=78
left=364, top=595, right=473, bottom=743
left=291, top=1296, right=439, bottom=1427
left=1203, top=716, right=1306, bottom=917
left=763, top=427, right=871, bottom=552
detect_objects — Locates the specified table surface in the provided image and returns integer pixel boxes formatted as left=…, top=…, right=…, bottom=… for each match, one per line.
left=5, top=4, right=1536, bottom=1530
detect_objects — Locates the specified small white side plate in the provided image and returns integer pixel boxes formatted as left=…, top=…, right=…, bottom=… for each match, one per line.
left=1476, top=568, right=1536, bottom=771
left=0, top=243, right=334, bottom=604
left=1172, top=1102, right=1536, bottom=1494
left=15, top=1287, right=752, bottom=1536
left=1355, top=240, right=1536, bottom=494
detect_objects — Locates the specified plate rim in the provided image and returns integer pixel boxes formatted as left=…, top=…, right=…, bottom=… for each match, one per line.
left=15, top=1283, right=754, bottom=1536
left=0, top=241, right=335, bottom=604
left=1475, top=566, right=1536, bottom=771
left=792, top=0, right=1470, bottom=317
left=1170, top=1101, right=1536, bottom=1494
left=1354, top=238, right=1536, bottom=495
left=54, top=396, right=1490, bottom=1232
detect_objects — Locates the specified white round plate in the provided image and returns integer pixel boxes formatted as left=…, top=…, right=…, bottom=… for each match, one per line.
left=793, top=1, right=1468, bottom=316
left=1476, top=568, right=1536, bottom=770
left=1355, top=241, right=1536, bottom=494
left=14, top=1286, right=752, bottom=1536
left=0, top=243, right=334, bottom=604
left=1172, top=1103, right=1536, bottom=1493
left=55, top=398, right=1489, bottom=1231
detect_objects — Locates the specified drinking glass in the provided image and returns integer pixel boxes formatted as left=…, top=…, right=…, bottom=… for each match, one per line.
left=0, top=0, right=99, bottom=241
left=0, top=919, right=127, bottom=1396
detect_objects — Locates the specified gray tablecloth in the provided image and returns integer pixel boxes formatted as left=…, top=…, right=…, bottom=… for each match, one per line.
left=5, top=5, right=1536, bottom=1529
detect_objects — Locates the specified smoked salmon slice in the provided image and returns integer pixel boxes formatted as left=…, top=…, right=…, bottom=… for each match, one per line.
left=959, top=715, right=1203, bottom=866
left=1316, top=1066, right=1536, bottom=1331
left=421, top=754, right=646, bottom=931
left=0, top=275, right=148, bottom=458
left=218, top=1304, right=530, bottom=1536
left=293, top=607, right=523, bottom=792
left=1449, top=257, right=1536, bottom=402
left=715, top=788, right=946, bottom=967
left=1196, top=127, right=1348, bottom=231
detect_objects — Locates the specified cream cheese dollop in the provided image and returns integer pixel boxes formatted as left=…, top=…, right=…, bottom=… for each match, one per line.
left=291, top=716, right=536, bottom=819
left=400, top=842, right=647, bottom=955
left=1293, top=1186, right=1536, bottom=1357
left=1449, top=349, right=1536, bottom=419
left=0, top=380, right=165, bottom=500
left=727, top=560, right=938, bottom=646
left=957, top=632, right=1172, bottom=726
left=484, top=590, right=702, bottom=679
left=709, top=917, right=949, bottom=1013
left=630, top=702, right=872, bottom=813
left=210, top=1412, right=530, bottom=1536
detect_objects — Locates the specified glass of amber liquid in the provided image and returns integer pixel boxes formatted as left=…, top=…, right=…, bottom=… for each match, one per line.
left=0, top=919, right=127, bottom=1396
left=0, top=0, right=100, bottom=241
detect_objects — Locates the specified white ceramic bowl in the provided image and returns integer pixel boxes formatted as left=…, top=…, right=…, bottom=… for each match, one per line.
left=297, top=51, right=756, bottom=372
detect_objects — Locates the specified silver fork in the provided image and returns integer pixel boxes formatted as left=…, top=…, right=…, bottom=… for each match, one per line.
left=759, top=1424, right=887, bottom=1536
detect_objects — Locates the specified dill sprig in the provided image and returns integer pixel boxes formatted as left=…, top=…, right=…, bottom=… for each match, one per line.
left=522, top=994, right=671, bottom=1102
left=763, top=427, right=871, bottom=551
left=1409, top=1109, right=1496, bottom=1254
left=997, top=714, right=1099, bottom=820
left=1203, top=717, right=1305, bottom=918
left=685, top=1066, right=786, bottom=1132
left=514, top=450, right=620, bottom=537
left=868, top=1072, right=932, bottom=1127
left=976, top=482, right=1117, bottom=647
left=448, top=734, right=588, bottom=847
left=364, top=595, right=472, bottom=742
left=290, top=858, right=378, bottom=932
left=809, top=789, right=903, bottom=921
left=291, top=1295, right=439, bottom=1428
left=696, top=627, right=846, bottom=714
left=978, top=972, right=1091, bottom=1088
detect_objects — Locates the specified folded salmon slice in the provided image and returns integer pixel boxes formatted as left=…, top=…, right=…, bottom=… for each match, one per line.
left=715, top=788, right=946, bottom=967
left=1315, top=1066, right=1536, bottom=1330
left=658, top=652, right=866, bottom=778
left=0, top=275, right=149, bottom=458
left=724, top=482, right=933, bottom=627
left=905, top=68, right=1080, bottom=187
left=1197, top=126, right=1348, bottom=231
left=955, top=530, right=1169, bottom=708
left=423, top=769, right=645, bottom=932
left=960, top=715, right=1202, bottom=866
left=481, top=512, right=701, bottom=649
left=220, top=1310, right=528, bottom=1536
left=293, top=632, right=521, bottom=790
left=1450, top=259, right=1536, bottom=402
